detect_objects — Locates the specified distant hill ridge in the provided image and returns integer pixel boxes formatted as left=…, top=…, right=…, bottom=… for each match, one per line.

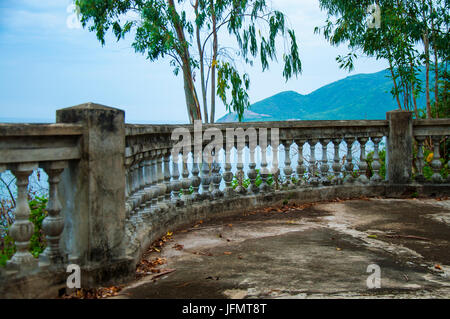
left=217, top=67, right=430, bottom=122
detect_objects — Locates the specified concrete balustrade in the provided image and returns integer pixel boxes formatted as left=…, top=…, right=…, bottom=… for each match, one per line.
left=0, top=104, right=449, bottom=298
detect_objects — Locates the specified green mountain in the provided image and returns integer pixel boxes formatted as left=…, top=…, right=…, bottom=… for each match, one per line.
left=217, top=68, right=430, bottom=122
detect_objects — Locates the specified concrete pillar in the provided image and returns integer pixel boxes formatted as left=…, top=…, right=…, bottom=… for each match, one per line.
left=386, top=110, right=413, bottom=184
left=56, top=103, right=126, bottom=267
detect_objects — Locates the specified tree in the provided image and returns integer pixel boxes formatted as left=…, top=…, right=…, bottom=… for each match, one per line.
left=75, top=0, right=302, bottom=123
left=315, top=0, right=449, bottom=119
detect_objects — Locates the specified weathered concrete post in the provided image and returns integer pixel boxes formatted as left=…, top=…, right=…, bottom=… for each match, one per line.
left=386, top=110, right=413, bottom=184
left=56, top=103, right=130, bottom=285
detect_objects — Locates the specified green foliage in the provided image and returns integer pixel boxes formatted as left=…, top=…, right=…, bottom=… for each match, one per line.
left=421, top=147, right=449, bottom=180
left=366, top=149, right=386, bottom=180
left=231, top=169, right=273, bottom=189
left=0, top=235, right=14, bottom=267
left=28, top=196, right=48, bottom=258
left=316, top=0, right=449, bottom=118
left=0, top=196, right=48, bottom=266
left=75, top=0, right=302, bottom=123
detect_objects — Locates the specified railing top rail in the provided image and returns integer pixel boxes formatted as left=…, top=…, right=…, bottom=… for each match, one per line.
left=413, top=118, right=450, bottom=126
left=0, top=123, right=83, bottom=137
left=125, top=120, right=389, bottom=135
left=0, top=124, right=82, bottom=164
left=412, top=118, right=450, bottom=137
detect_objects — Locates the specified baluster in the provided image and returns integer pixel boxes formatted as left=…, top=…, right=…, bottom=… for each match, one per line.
left=137, top=157, right=148, bottom=218
left=142, top=154, right=154, bottom=218
left=171, top=151, right=182, bottom=206
left=283, top=139, right=295, bottom=189
left=129, top=163, right=141, bottom=217
left=163, top=149, right=172, bottom=205
left=248, top=142, right=258, bottom=194
left=431, top=136, right=443, bottom=183
left=235, top=142, right=247, bottom=194
left=40, top=161, right=67, bottom=266
left=319, top=138, right=331, bottom=186
left=125, top=168, right=130, bottom=200
left=414, top=136, right=425, bottom=183
left=181, top=150, right=192, bottom=204
left=150, top=151, right=161, bottom=214
left=271, top=139, right=280, bottom=190
left=129, top=164, right=136, bottom=195
left=191, top=145, right=201, bottom=201
left=201, top=148, right=212, bottom=200
left=343, top=137, right=355, bottom=184
left=8, top=163, right=38, bottom=271
left=125, top=166, right=133, bottom=219
left=357, top=137, right=369, bottom=184
left=308, top=139, right=319, bottom=186
left=295, top=139, right=306, bottom=186
left=331, top=138, right=342, bottom=185
left=260, top=144, right=271, bottom=193
left=211, top=149, right=223, bottom=198
left=370, top=137, right=383, bottom=183
left=223, top=145, right=235, bottom=197
left=157, top=150, right=168, bottom=211
left=139, top=156, right=146, bottom=190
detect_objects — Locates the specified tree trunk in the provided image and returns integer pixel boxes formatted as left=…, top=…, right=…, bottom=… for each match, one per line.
left=430, top=1, right=439, bottom=117
left=423, top=30, right=432, bottom=118
left=209, top=0, right=218, bottom=124
left=168, top=0, right=202, bottom=123
left=411, top=64, right=419, bottom=119
left=433, top=38, right=440, bottom=118
left=388, top=57, right=403, bottom=109
left=194, top=0, right=209, bottom=123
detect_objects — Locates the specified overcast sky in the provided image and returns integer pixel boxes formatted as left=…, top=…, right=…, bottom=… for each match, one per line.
left=0, top=0, right=388, bottom=123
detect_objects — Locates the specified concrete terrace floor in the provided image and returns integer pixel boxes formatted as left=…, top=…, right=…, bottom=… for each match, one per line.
left=112, top=197, right=450, bottom=299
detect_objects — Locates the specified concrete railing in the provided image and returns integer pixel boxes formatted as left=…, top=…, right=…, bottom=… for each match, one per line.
left=0, top=103, right=449, bottom=298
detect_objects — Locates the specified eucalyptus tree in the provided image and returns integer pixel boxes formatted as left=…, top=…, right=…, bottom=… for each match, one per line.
left=74, top=0, right=302, bottom=123
left=315, top=0, right=449, bottom=119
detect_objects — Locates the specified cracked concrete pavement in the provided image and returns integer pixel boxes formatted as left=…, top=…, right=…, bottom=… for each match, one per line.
left=112, top=197, right=450, bottom=299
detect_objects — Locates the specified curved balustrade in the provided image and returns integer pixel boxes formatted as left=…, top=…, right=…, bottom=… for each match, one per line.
left=0, top=105, right=449, bottom=298
left=123, top=121, right=391, bottom=235
left=0, top=124, right=82, bottom=274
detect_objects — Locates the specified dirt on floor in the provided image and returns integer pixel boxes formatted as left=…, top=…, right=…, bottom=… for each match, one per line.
left=107, top=196, right=450, bottom=299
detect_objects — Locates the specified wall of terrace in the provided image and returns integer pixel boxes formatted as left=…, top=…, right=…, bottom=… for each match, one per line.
left=0, top=103, right=449, bottom=298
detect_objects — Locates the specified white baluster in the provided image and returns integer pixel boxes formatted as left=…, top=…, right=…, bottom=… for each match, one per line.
left=331, top=138, right=343, bottom=185
left=319, top=138, right=331, bottom=186
left=431, top=136, right=443, bottom=183
left=40, top=161, right=68, bottom=266
left=343, top=137, right=355, bottom=184
left=295, top=139, right=306, bottom=186
left=8, top=163, right=38, bottom=271
left=370, top=137, right=383, bottom=183
left=357, top=137, right=369, bottom=184
left=308, top=139, right=319, bottom=186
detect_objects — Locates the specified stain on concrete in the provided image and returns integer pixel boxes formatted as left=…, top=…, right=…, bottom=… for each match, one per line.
left=112, top=198, right=450, bottom=299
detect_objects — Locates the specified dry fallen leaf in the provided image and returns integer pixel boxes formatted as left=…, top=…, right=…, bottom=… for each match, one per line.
left=173, top=244, right=184, bottom=250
